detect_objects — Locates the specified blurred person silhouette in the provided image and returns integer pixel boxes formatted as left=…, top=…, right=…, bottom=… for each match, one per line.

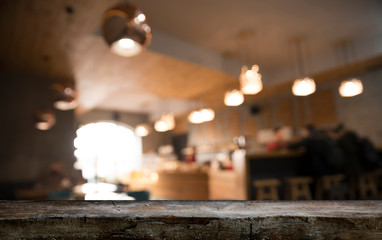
left=266, top=127, right=286, bottom=151
left=288, top=124, right=338, bottom=176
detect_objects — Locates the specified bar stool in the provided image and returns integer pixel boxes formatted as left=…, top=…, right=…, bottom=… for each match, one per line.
left=284, top=177, right=313, bottom=200
left=253, top=178, right=281, bottom=200
left=358, top=172, right=379, bottom=200
left=315, top=174, right=346, bottom=200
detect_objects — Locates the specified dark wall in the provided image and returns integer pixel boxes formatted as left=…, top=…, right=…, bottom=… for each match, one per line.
left=0, top=72, right=76, bottom=182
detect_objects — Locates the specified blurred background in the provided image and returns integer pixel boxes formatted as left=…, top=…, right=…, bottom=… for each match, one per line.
left=0, top=0, right=381, bottom=201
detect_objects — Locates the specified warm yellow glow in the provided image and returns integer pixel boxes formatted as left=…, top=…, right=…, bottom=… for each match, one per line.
left=154, top=119, right=168, bottom=132
left=188, top=108, right=215, bottom=124
left=73, top=122, right=142, bottom=182
left=137, top=13, right=146, bottom=22
left=162, top=113, right=175, bottom=130
left=154, top=113, right=175, bottom=132
left=292, top=77, right=316, bottom=96
left=53, top=100, right=78, bottom=111
left=111, top=38, right=142, bottom=57
left=188, top=110, right=204, bottom=124
left=150, top=172, right=159, bottom=183
left=224, top=89, right=244, bottom=106
left=240, top=65, right=263, bottom=95
left=35, top=122, right=51, bottom=131
left=339, top=78, right=363, bottom=97
left=135, top=124, right=150, bottom=137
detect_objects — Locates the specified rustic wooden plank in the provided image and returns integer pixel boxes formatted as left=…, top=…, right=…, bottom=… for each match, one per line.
left=0, top=201, right=381, bottom=239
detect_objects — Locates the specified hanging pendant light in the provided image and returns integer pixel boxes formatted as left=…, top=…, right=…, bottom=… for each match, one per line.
left=102, top=3, right=151, bottom=57
left=51, top=82, right=78, bottom=111
left=224, top=89, right=244, bottom=106
left=292, top=77, right=316, bottom=96
left=291, top=38, right=316, bottom=96
left=154, top=113, right=175, bottom=132
left=188, top=108, right=215, bottom=124
left=240, top=65, right=263, bottom=95
left=34, top=109, right=56, bottom=130
left=337, top=40, right=364, bottom=97
left=339, top=78, right=363, bottom=97
left=237, top=31, right=263, bottom=95
left=135, top=124, right=151, bottom=137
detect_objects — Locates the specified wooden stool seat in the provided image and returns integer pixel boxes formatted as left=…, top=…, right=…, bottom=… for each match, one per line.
left=315, top=174, right=346, bottom=200
left=253, top=178, right=281, bottom=200
left=285, top=177, right=313, bottom=200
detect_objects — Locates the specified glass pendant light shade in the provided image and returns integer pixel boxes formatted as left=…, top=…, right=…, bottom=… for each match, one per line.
left=154, top=119, right=168, bottom=132
left=188, top=108, right=215, bottom=124
left=135, top=124, right=151, bottom=137
left=292, top=77, right=316, bottom=96
left=188, top=110, right=204, bottom=124
left=339, top=78, right=363, bottom=97
left=240, top=65, right=263, bottom=95
left=200, top=108, right=215, bottom=122
left=102, top=3, right=151, bottom=57
left=154, top=113, right=175, bottom=132
left=51, top=82, right=78, bottom=111
left=34, top=109, right=56, bottom=130
left=224, top=89, right=244, bottom=106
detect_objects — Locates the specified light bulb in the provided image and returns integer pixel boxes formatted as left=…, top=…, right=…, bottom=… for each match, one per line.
left=224, top=89, right=244, bottom=106
left=240, top=65, right=263, bottom=95
left=292, top=77, right=316, bottom=96
left=339, top=78, right=363, bottom=97
left=111, top=38, right=142, bottom=57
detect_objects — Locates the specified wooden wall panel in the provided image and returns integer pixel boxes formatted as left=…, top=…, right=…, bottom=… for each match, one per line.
left=244, top=116, right=258, bottom=137
left=309, top=89, right=337, bottom=126
left=263, top=103, right=273, bottom=129
left=228, top=110, right=240, bottom=137
left=275, top=97, right=293, bottom=126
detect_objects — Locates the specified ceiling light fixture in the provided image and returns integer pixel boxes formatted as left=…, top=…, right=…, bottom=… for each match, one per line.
left=135, top=124, right=151, bottom=137
left=337, top=40, right=363, bottom=97
left=154, top=113, right=175, bottom=132
left=238, top=32, right=263, bottom=95
left=224, top=89, right=244, bottom=106
left=51, top=81, right=78, bottom=111
left=240, top=65, right=263, bottom=95
left=102, top=3, right=151, bottom=57
left=188, top=108, right=215, bottom=124
left=34, top=109, right=56, bottom=130
left=339, top=78, right=363, bottom=97
left=291, top=38, right=316, bottom=96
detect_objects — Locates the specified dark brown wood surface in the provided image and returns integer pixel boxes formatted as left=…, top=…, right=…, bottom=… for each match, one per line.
left=0, top=201, right=381, bottom=239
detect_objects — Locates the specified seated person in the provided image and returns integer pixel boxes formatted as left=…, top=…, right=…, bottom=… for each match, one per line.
left=266, top=127, right=286, bottom=151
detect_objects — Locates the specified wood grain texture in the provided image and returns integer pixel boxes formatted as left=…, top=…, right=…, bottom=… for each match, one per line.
left=0, top=201, right=381, bottom=239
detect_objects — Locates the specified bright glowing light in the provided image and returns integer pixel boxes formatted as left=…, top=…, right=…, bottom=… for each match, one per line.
left=135, top=124, right=151, bottom=137
left=154, top=119, right=168, bottom=132
left=224, top=89, right=244, bottom=106
left=188, top=110, right=204, bottom=124
left=200, top=108, right=215, bottom=122
left=35, top=122, right=51, bottom=130
left=73, top=122, right=142, bottom=182
left=188, top=108, right=215, bottom=124
left=162, top=113, right=175, bottom=130
left=240, top=65, right=263, bottom=95
left=154, top=113, right=175, bottom=132
left=292, top=77, right=316, bottom=96
left=53, top=100, right=78, bottom=111
left=111, top=38, right=142, bottom=57
left=137, top=13, right=146, bottom=22
left=339, top=78, right=363, bottom=97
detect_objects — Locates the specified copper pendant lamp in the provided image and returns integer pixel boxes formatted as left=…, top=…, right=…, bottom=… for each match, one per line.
left=34, top=109, right=56, bottom=130
left=102, top=3, right=152, bottom=57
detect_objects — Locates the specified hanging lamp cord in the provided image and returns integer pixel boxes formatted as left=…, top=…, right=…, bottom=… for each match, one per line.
left=295, top=40, right=306, bottom=77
